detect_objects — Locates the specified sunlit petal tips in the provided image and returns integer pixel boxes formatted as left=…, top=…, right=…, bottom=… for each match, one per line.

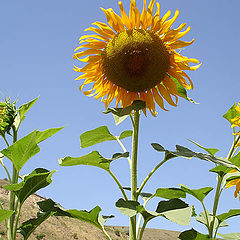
left=73, top=0, right=200, bottom=115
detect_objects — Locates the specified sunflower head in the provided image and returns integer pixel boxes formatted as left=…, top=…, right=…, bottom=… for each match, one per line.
left=73, top=0, right=200, bottom=115
left=0, top=99, right=16, bottom=136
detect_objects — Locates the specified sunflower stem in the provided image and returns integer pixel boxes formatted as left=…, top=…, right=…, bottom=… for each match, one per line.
left=130, top=110, right=140, bottom=240
left=7, top=127, right=18, bottom=240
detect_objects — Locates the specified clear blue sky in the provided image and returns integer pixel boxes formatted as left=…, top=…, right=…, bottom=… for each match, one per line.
left=1, top=0, right=240, bottom=235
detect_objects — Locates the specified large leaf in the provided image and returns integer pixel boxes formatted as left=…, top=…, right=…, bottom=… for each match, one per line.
left=180, top=185, right=213, bottom=202
left=1, top=128, right=63, bottom=171
left=211, top=152, right=240, bottom=174
left=1, top=130, right=40, bottom=170
left=188, top=139, right=219, bottom=156
left=115, top=199, right=140, bottom=217
left=154, top=188, right=186, bottom=199
left=59, top=151, right=110, bottom=171
left=17, top=212, right=54, bottom=240
left=217, top=209, right=240, bottom=223
left=15, top=97, right=39, bottom=130
left=173, top=145, right=239, bottom=170
left=103, top=100, right=146, bottom=125
left=0, top=209, right=14, bottom=224
left=3, top=168, right=55, bottom=205
left=35, top=127, right=64, bottom=144
left=37, top=199, right=114, bottom=231
left=80, top=126, right=116, bottom=148
left=137, top=199, right=193, bottom=225
left=59, top=151, right=128, bottom=171
left=179, top=228, right=211, bottom=240
left=218, top=233, right=240, bottom=240
left=223, top=103, right=240, bottom=124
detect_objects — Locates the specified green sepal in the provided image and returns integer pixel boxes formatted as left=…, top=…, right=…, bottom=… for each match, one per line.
left=103, top=100, right=146, bottom=125
left=3, top=168, right=55, bottom=205
left=17, top=211, right=54, bottom=240
left=179, top=228, right=211, bottom=240
left=223, top=103, right=240, bottom=124
left=168, top=75, right=198, bottom=104
left=0, top=209, right=14, bottom=224
left=179, top=184, right=213, bottom=202
left=37, top=199, right=114, bottom=232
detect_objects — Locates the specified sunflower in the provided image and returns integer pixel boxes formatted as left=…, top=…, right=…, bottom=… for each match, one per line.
left=73, top=0, right=200, bottom=115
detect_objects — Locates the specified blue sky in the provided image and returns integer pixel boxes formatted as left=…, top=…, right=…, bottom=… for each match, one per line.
left=1, top=0, right=240, bottom=235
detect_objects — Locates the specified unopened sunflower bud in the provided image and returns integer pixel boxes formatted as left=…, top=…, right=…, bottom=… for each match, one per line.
left=0, top=100, right=16, bottom=136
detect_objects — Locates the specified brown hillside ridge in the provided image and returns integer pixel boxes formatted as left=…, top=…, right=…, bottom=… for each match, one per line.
left=0, top=179, right=180, bottom=240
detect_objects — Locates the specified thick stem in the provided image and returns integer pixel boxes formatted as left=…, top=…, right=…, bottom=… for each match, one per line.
left=130, top=110, right=140, bottom=240
left=209, top=175, right=223, bottom=238
left=138, top=220, right=148, bottom=240
left=8, top=127, right=18, bottom=240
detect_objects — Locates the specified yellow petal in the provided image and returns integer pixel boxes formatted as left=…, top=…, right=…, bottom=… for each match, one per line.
left=157, top=84, right=177, bottom=106
left=168, top=39, right=194, bottom=49
left=152, top=87, right=167, bottom=111
left=159, top=9, right=179, bottom=35
left=118, top=1, right=131, bottom=29
left=73, top=49, right=102, bottom=59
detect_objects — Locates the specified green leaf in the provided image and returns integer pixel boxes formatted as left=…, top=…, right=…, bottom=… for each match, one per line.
left=103, top=100, right=146, bottom=125
left=16, top=97, right=39, bottom=130
left=154, top=188, right=186, bottom=199
left=115, top=199, right=140, bottom=217
left=0, top=209, right=14, bottom=224
left=1, top=127, right=63, bottom=171
left=194, top=210, right=227, bottom=229
left=179, top=228, right=211, bottom=240
left=217, top=209, right=240, bottom=223
left=1, top=130, right=40, bottom=171
left=37, top=199, right=114, bottom=231
left=137, top=199, right=192, bottom=225
left=188, top=139, right=219, bottom=156
left=180, top=184, right=213, bottom=202
left=218, top=233, right=240, bottom=240
left=119, top=130, right=133, bottom=140
left=17, top=212, right=54, bottom=240
left=36, top=127, right=64, bottom=144
left=151, top=143, right=165, bottom=152
left=3, top=168, right=55, bottom=205
left=223, top=103, right=240, bottom=124
left=210, top=152, right=240, bottom=174
left=80, top=126, right=116, bottom=148
left=173, top=145, right=239, bottom=170
left=59, top=151, right=110, bottom=171
left=168, top=75, right=198, bottom=104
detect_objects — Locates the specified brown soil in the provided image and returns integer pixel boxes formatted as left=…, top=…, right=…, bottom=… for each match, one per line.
left=0, top=179, right=180, bottom=240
